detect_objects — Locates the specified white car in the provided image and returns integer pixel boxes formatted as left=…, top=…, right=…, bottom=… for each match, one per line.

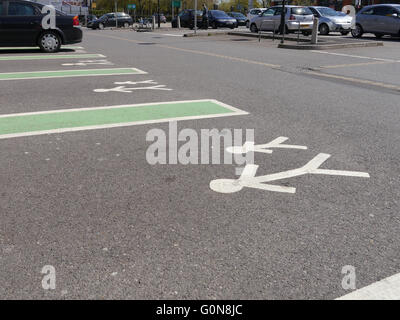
left=246, top=7, right=267, bottom=28
left=249, top=5, right=314, bottom=35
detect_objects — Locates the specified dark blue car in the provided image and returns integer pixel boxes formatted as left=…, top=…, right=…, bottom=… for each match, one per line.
left=208, top=10, right=237, bottom=29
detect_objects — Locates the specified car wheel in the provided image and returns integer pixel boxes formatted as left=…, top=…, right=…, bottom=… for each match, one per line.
left=38, top=31, right=61, bottom=53
left=124, top=22, right=129, bottom=28
left=319, top=23, right=329, bottom=35
left=374, top=33, right=383, bottom=39
left=250, top=23, right=258, bottom=33
left=99, top=23, right=105, bottom=30
left=351, top=24, right=363, bottom=38
left=340, top=31, right=350, bottom=35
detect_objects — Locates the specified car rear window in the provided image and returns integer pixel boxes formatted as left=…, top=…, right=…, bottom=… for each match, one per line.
left=8, top=2, right=36, bottom=15
left=291, top=7, right=312, bottom=15
left=211, top=10, right=229, bottom=17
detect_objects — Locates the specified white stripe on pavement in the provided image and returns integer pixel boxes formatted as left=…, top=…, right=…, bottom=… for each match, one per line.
left=336, top=272, right=400, bottom=300
left=310, top=50, right=397, bottom=63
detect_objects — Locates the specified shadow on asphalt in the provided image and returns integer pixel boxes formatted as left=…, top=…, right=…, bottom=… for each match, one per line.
left=0, top=48, right=77, bottom=54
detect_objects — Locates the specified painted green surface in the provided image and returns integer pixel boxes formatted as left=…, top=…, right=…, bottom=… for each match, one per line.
left=0, top=101, right=233, bottom=135
left=0, top=68, right=142, bottom=80
left=0, top=46, right=83, bottom=50
left=0, top=54, right=103, bottom=61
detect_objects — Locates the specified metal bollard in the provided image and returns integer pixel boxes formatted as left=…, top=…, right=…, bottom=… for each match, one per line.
left=152, top=16, right=156, bottom=30
left=177, top=16, right=181, bottom=29
left=297, top=21, right=300, bottom=43
left=311, top=17, right=319, bottom=44
left=272, top=21, right=275, bottom=41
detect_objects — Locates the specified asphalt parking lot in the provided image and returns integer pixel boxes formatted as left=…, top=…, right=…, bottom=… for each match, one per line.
left=1, top=27, right=399, bottom=299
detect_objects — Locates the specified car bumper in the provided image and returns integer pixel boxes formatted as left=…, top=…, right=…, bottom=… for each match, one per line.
left=64, top=27, right=83, bottom=44
left=216, top=21, right=237, bottom=27
left=331, top=23, right=352, bottom=32
left=286, top=21, right=314, bottom=31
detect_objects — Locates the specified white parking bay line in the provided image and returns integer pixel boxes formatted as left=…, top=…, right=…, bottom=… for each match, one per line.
left=160, top=34, right=183, bottom=37
left=336, top=272, right=400, bottom=300
left=311, top=50, right=397, bottom=62
left=0, top=54, right=105, bottom=61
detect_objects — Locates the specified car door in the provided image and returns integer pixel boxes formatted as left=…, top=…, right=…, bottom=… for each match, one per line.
left=259, top=8, right=275, bottom=31
left=180, top=10, right=189, bottom=27
left=358, top=6, right=378, bottom=33
left=0, top=0, right=7, bottom=45
left=105, top=13, right=116, bottom=27
left=273, top=7, right=284, bottom=30
left=1, top=1, right=42, bottom=45
left=374, top=6, right=399, bottom=34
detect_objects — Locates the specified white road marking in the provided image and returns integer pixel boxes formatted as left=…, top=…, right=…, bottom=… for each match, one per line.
left=62, top=60, right=113, bottom=66
left=227, top=137, right=307, bottom=154
left=210, top=153, right=370, bottom=194
left=94, top=80, right=172, bottom=92
left=306, top=71, right=400, bottom=91
left=336, top=272, right=400, bottom=300
left=94, top=85, right=172, bottom=92
left=310, top=50, right=397, bottom=62
left=160, top=34, right=183, bottom=37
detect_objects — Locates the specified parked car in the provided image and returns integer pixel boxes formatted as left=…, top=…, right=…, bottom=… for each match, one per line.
left=152, top=13, right=167, bottom=23
left=0, top=0, right=82, bottom=52
left=246, top=7, right=267, bottom=28
left=78, top=14, right=97, bottom=26
left=308, top=6, right=352, bottom=35
left=227, top=12, right=247, bottom=26
left=351, top=4, right=400, bottom=38
left=249, top=6, right=314, bottom=35
left=171, top=9, right=203, bottom=29
left=207, top=10, right=237, bottom=29
left=87, top=12, right=133, bottom=29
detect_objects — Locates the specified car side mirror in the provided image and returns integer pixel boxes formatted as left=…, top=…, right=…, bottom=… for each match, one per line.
left=392, top=13, right=399, bottom=18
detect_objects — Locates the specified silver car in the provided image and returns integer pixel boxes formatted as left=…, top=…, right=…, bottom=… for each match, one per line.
left=352, top=4, right=400, bottom=38
left=246, top=8, right=267, bottom=28
left=308, top=6, right=354, bottom=35
left=249, top=6, right=314, bottom=35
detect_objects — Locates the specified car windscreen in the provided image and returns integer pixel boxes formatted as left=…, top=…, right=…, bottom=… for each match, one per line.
left=211, top=10, right=230, bottom=18
left=317, top=7, right=341, bottom=16
left=291, top=7, right=313, bottom=15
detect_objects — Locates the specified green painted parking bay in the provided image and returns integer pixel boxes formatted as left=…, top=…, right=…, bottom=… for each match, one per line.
left=0, top=68, right=147, bottom=80
left=0, top=100, right=248, bottom=139
left=0, top=53, right=105, bottom=61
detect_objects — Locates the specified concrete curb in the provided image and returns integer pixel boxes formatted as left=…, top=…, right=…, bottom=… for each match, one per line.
left=277, top=41, right=384, bottom=50
left=183, top=31, right=230, bottom=37
left=227, top=31, right=311, bottom=42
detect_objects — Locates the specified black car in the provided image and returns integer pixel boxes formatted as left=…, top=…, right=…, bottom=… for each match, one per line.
left=171, top=9, right=203, bottom=29
left=208, top=10, right=237, bottom=29
left=87, top=12, right=133, bottom=29
left=0, top=0, right=82, bottom=52
left=227, top=12, right=247, bottom=26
